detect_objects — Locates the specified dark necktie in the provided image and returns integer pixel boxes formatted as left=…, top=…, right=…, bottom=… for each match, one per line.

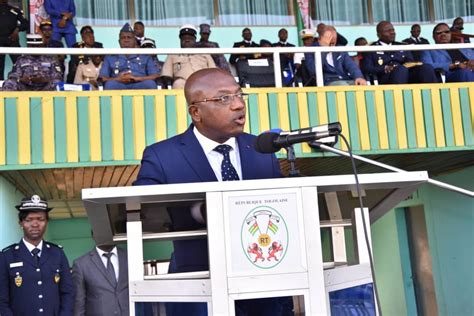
left=213, top=144, right=240, bottom=181
left=103, top=252, right=117, bottom=286
left=31, top=248, right=40, bottom=265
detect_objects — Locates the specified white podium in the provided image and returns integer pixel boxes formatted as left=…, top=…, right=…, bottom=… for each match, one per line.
left=82, top=171, right=428, bottom=315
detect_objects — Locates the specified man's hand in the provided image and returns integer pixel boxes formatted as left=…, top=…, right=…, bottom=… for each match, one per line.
left=384, top=64, right=396, bottom=73
left=318, top=31, right=334, bottom=47
left=9, top=29, right=19, bottom=42
left=354, top=78, right=367, bottom=85
left=117, top=71, right=134, bottom=83
left=58, top=18, right=67, bottom=28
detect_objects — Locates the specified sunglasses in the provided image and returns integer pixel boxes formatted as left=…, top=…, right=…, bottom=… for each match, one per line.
left=435, top=30, right=450, bottom=35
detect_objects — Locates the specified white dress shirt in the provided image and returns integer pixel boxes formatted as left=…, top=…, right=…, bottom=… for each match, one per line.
left=96, top=246, right=119, bottom=280
left=193, top=127, right=243, bottom=181
left=23, top=238, right=43, bottom=257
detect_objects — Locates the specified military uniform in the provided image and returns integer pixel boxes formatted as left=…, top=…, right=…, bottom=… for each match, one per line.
left=196, top=40, right=231, bottom=73
left=67, top=41, right=103, bottom=83
left=99, top=54, right=158, bottom=90
left=2, top=55, right=63, bottom=91
left=360, top=40, right=438, bottom=84
left=0, top=3, right=28, bottom=80
left=73, top=61, right=102, bottom=88
left=161, top=54, right=216, bottom=89
left=0, top=240, right=75, bottom=315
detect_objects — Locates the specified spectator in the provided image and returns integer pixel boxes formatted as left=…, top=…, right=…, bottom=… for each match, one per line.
left=272, top=28, right=295, bottom=86
left=229, top=27, right=260, bottom=65
left=161, top=24, right=215, bottom=89
left=140, top=39, right=163, bottom=75
left=0, top=0, right=28, bottom=80
left=360, top=21, right=437, bottom=85
left=39, top=20, right=65, bottom=73
left=2, top=34, right=63, bottom=91
left=134, top=21, right=155, bottom=47
left=99, top=23, right=159, bottom=90
left=73, top=54, right=103, bottom=88
left=421, top=23, right=474, bottom=82
left=353, top=37, right=368, bottom=68
left=293, top=28, right=316, bottom=86
left=44, top=0, right=77, bottom=47
left=0, top=195, right=75, bottom=315
left=315, top=25, right=366, bottom=86
left=67, top=25, right=104, bottom=83
left=402, top=24, right=430, bottom=61
left=259, top=39, right=273, bottom=60
left=450, top=17, right=470, bottom=43
left=72, top=241, right=129, bottom=315
left=316, top=22, right=348, bottom=46
left=196, top=23, right=231, bottom=72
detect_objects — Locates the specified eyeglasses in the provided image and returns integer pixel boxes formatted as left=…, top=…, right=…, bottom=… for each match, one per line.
left=435, top=30, right=450, bottom=35
left=192, top=92, right=249, bottom=106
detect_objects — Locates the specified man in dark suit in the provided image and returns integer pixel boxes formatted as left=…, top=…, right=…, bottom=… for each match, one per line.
left=134, top=68, right=292, bottom=315
left=361, top=21, right=438, bottom=84
left=72, top=243, right=129, bottom=315
left=273, top=28, right=296, bottom=86
left=402, top=24, right=430, bottom=61
left=0, top=195, right=75, bottom=315
left=310, top=25, right=366, bottom=86
left=229, top=27, right=260, bottom=65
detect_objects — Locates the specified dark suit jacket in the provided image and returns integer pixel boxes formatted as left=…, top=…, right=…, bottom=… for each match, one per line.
left=307, top=42, right=363, bottom=85
left=133, top=125, right=282, bottom=271
left=72, top=247, right=129, bottom=316
left=229, top=40, right=260, bottom=64
left=402, top=37, right=430, bottom=45
left=0, top=240, right=75, bottom=316
left=360, top=40, right=414, bottom=77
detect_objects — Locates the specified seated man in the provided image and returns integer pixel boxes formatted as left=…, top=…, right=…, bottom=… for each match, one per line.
left=272, top=28, right=295, bottom=86
left=361, top=21, right=437, bottom=85
left=316, top=23, right=348, bottom=46
left=2, top=34, right=63, bottom=91
left=99, top=23, right=159, bottom=90
left=402, top=24, right=430, bottom=61
left=313, top=25, right=366, bottom=86
left=421, top=23, right=474, bottom=83
left=196, top=23, right=230, bottom=73
left=229, top=27, right=260, bottom=65
left=67, top=25, right=103, bottom=83
left=450, top=17, right=470, bottom=43
left=161, top=24, right=215, bottom=89
left=134, top=21, right=155, bottom=47
left=39, top=20, right=65, bottom=73
left=293, top=29, right=316, bottom=86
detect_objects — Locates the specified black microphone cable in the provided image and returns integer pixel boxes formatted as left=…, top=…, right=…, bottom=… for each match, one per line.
left=339, top=134, right=383, bottom=316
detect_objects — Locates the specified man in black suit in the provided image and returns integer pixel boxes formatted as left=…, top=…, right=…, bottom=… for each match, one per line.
left=272, top=28, right=295, bottom=86
left=229, top=27, right=260, bottom=65
left=402, top=24, right=430, bottom=61
left=361, top=21, right=437, bottom=84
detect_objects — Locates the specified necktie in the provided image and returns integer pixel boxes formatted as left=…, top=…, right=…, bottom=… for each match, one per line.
left=31, top=248, right=40, bottom=265
left=103, top=252, right=117, bottom=286
left=213, top=145, right=240, bottom=181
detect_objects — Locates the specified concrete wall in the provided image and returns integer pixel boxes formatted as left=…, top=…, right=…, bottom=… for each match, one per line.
left=0, top=176, right=25, bottom=248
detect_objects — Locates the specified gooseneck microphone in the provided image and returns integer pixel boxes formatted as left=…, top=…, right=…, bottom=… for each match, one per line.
left=254, top=122, right=342, bottom=153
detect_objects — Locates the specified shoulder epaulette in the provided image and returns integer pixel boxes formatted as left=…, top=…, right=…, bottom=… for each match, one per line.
left=2, top=243, right=18, bottom=252
left=44, top=241, right=63, bottom=249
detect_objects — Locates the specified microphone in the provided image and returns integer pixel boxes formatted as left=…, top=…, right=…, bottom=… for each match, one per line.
left=254, top=122, right=342, bottom=153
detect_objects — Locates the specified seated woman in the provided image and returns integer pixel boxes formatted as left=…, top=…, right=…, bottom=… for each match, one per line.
left=74, top=55, right=104, bottom=89
left=421, top=23, right=474, bottom=83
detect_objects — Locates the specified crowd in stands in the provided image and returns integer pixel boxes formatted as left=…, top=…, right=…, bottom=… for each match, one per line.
left=0, top=0, right=472, bottom=92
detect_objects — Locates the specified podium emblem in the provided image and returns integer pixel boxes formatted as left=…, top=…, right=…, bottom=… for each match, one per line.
left=241, top=206, right=288, bottom=269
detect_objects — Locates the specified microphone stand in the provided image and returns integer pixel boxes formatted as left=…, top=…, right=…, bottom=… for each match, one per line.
left=285, top=145, right=301, bottom=177
left=313, top=143, right=474, bottom=197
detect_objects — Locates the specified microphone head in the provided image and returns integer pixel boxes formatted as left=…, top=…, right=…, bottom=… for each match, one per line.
left=254, top=132, right=281, bottom=153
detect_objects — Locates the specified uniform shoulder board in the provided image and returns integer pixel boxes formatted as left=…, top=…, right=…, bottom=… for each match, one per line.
left=45, top=241, right=63, bottom=249
left=2, top=243, right=18, bottom=252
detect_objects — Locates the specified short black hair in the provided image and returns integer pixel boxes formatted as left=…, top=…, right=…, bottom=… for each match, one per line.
left=18, top=211, right=49, bottom=222
left=242, top=27, right=251, bottom=33
left=134, top=21, right=144, bottom=27
left=80, top=25, right=94, bottom=35
left=411, top=24, right=421, bottom=30
left=354, top=37, right=367, bottom=45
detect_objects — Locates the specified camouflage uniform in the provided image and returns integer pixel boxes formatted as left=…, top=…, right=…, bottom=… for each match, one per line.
left=2, top=55, right=63, bottom=91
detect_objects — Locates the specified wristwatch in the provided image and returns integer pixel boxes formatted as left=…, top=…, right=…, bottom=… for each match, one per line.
left=454, top=61, right=461, bottom=69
